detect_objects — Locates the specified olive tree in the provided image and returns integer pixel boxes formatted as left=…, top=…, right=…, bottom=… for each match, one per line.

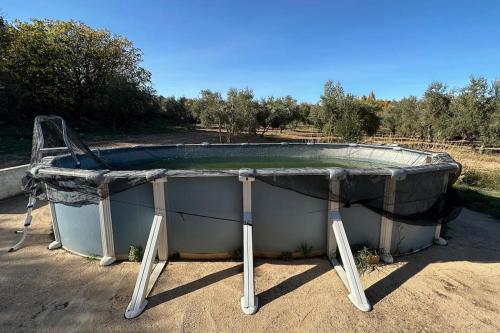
left=225, top=88, right=258, bottom=139
left=192, top=89, right=226, bottom=142
left=419, top=82, right=452, bottom=141
left=313, top=81, right=380, bottom=141
left=449, top=77, right=492, bottom=143
left=257, top=96, right=299, bottom=137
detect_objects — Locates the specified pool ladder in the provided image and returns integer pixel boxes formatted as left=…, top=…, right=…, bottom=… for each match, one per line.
left=8, top=190, right=37, bottom=252
left=8, top=115, right=80, bottom=253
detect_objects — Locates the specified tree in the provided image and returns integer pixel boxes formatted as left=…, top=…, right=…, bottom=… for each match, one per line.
left=225, top=88, right=258, bottom=139
left=158, top=96, right=195, bottom=125
left=314, top=81, right=380, bottom=141
left=381, top=103, right=400, bottom=135
left=256, top=96, right=299, bottom=137
left=420, top=82, right=451, bottom=141
left=485, top=80, right=500, bottom=144
left=192, top=89, right=226, bottom=142
left=449, top=76, right=491, bottom=143
left=1, top=18, right=157, bottom=129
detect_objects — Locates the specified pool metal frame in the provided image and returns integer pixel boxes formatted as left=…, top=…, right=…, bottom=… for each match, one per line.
left=32, top=142, right=460, bottom=317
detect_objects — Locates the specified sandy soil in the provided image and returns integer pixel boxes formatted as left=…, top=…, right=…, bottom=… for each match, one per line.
left=1, top=196, right=500, bottom=332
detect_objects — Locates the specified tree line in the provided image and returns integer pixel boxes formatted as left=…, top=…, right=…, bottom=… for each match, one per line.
left=1, top=17, right=499, bottom=145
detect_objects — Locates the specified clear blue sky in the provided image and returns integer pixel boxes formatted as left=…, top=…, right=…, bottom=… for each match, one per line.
left=2, top=0, right=499, bottom=102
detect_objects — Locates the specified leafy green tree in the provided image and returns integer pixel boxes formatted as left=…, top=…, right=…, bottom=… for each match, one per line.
left=381, top=103, right=400, bottom=135
left=296, top=102, right=312, bottom=125
left=358, top=101, right=381, bottom=136
left=420, top=82, right=451, bottom=141
left=449, top=77, right=491, bottom=143
left=382, top=97, right=422, bottom=137
left=1, top=18, right=156, bottom=129
left=158, top=96, right=195, bottom=125
left=314, top=81, right=380, bottom=141
left=192, top=89, right=226, bottom=142
left=485, top=80, right=500, bottom=144
left=256, top=96, right=298, bottom=137
left=225, top=88, right=258, bottom=139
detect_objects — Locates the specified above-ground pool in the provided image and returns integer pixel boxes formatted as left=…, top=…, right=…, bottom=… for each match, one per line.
left=35, top=143, right=460, bottom=265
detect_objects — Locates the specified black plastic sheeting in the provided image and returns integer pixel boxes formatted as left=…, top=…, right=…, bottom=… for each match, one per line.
left=23, top=115, right=462, bottom=227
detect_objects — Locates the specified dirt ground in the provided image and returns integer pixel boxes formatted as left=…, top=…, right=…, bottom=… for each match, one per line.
left=1, top=196, right=499, bottom=332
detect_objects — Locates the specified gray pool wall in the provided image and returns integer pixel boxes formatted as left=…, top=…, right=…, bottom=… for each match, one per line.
left=47, top=143, right=460, bottom=259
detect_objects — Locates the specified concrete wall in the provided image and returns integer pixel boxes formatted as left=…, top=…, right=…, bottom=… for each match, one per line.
left=0, top=164, right=29, bottom=200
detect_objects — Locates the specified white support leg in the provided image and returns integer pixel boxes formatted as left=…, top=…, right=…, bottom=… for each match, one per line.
left=379, top=177, right=397, bottom=263
left=98, top=184, right=116, bottom=266
left=328, top=175, right=371, bottom=312
left=239, top=172, right=258, bottom=315
left=125, top=214, right=167, bottom=319
left=152, top=178, right=168, bottom=261
left=48, top=202, right=62, bottom=250
left=45, top=185, right=62, bottom=250
left=434, top=172, right=449, bottom=246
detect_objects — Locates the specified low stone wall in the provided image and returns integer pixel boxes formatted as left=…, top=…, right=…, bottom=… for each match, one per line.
left=0, top=164, right=28, bottom=200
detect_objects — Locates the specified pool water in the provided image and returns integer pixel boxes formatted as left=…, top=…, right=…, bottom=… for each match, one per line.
left=128, top=156, right=400, bottom=170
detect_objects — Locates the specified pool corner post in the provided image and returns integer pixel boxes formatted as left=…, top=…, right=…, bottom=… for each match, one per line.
left=327, top=169, right=371, bottom=312
left=434, top=171, right=449, bottom=246
left=239, top=169, right=258, bottom=315
left=47, top=201, right=62, bottom=250
left=379, top=169, right=406, bottom=264
left=45, top=185, right=62, bottom=250
left=98, top=183, right=116, bottom=266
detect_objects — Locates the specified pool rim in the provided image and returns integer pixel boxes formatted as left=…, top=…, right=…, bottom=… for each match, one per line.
left=34, top=142, right=461, bottom=181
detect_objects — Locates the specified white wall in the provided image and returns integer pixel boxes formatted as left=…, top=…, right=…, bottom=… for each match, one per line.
left=0, top=164, right=29, bottom=200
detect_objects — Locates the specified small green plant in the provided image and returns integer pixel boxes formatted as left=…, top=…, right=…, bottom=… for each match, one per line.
left=354, top=246, right=380, bottom=275
left=85, top=254, right=98, bottom=262
left=128, top=245, right=144, bottom=262
left=299, top=243, right=313, bottom=258
left=280, top=251, right=293, bottom=261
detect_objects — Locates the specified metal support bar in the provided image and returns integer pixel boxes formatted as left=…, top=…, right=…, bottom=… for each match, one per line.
left=328, top=174, right=371, bottom=312
left=125, top=214, right=167, bottom=319
left=434, top=172, right=449, bottom=246
left=98, top=184, right=116, bottom=266
left=239, top=171, right=258, bottom=315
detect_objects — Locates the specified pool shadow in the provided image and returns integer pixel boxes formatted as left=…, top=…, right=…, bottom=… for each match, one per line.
left=366, top=209, right=500, bottom=306
left=146, top=259, right=331, bottom=311
left=147, top=263, right=245, bottom=307
left=257, top=260, right=331, bottom=308
left=147, top=209, right=500, bottom=313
